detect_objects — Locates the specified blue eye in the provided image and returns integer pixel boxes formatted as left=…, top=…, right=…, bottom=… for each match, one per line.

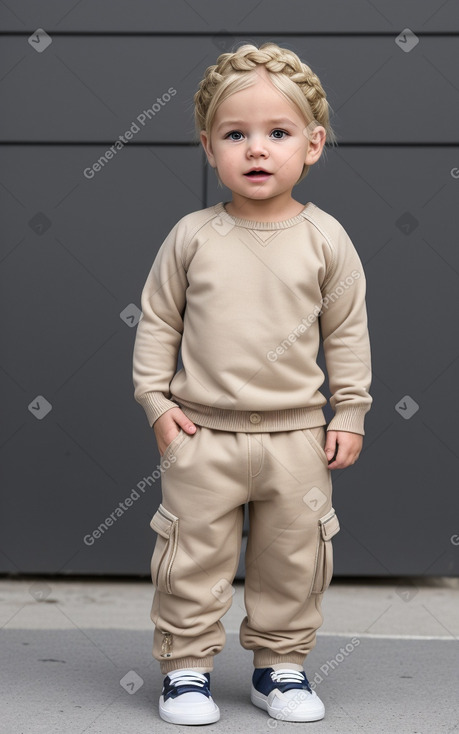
left=226, top=131, right=243, bottom=141
left=224, top=129, right=289, bottom=141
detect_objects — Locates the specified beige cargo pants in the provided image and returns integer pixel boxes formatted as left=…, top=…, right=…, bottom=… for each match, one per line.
left=149, top=423, right=340, bottom=675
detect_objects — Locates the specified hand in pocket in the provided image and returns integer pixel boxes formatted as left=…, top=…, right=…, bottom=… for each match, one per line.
left=153, top=407, right=197, bottom=456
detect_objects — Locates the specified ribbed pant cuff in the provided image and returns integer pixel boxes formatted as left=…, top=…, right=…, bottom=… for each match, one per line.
left=253, top=651, right=306, bottom=669
left=160, top=656, right=214, bottom=675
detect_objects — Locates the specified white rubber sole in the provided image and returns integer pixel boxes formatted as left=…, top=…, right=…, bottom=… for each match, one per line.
left=159, top=695, right=220, bottom=725
left=251, top=685, right=325, bottom=722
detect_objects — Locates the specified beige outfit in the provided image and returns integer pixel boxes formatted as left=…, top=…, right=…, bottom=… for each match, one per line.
left=132, top=201, right=372, bottom=674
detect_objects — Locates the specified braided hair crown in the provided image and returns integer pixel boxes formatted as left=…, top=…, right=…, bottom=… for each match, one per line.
left=193, top=41, right=337, bottom=149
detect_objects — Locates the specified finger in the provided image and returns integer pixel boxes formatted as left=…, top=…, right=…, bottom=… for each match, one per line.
left=331, top=451, right=359, bottom=469
left=327, top=446, right=347, bottom=468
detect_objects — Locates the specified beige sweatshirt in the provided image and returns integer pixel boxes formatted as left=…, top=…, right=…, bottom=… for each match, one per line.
left=132, top=201, right=373, bottom=435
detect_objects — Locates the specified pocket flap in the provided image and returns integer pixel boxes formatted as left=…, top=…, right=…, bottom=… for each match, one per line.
left=150, top=503, right=178, bottom=538
left=319, top=507, right=340, bottom=541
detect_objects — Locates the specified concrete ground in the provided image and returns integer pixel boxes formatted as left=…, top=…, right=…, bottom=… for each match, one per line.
left=1, top=576, right=459, bottom=733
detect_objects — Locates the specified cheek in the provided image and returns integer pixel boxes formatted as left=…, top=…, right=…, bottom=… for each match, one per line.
left=276, top=158, right=298, bottom=177
left=279, top=150, right=307, bottom=174
left=219, top=153, right=240, bottom=174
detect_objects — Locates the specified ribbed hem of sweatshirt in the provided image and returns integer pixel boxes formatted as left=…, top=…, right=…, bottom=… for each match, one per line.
left=173, top=397, right=326, bottom=433
left=326, top=405, right=369, bottom=435
left=137, top=393, right=368, bottom=435
left=135, top=391, right=180, bottom=427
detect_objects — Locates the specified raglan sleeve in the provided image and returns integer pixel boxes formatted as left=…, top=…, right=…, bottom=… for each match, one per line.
left=319, top=222, right=373, bottom=435
left=132, top=219, right=188, bottom=428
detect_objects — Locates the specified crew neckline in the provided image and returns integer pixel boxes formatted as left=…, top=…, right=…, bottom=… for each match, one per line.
left=214, top=201, right=314, bottom=230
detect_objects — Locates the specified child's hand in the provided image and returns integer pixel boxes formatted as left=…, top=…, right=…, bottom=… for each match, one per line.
left=153, top=407, right=197, bottom=456
left=324, top=430, right=363, bottom=469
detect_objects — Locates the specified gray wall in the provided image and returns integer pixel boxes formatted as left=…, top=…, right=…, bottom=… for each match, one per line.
left=1, top=2, right=458, bottom=578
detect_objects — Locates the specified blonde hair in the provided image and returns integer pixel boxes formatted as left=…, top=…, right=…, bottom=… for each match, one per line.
left=193, top=41, right=338, bottom=185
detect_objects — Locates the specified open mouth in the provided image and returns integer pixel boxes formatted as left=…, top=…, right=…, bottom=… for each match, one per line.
left=244, top=170, right=272, bottom=177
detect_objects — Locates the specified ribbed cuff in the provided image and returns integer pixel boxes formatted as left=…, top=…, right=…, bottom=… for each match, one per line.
left=253, top=651, right=306, bottom=669
left=326, top=405, right=370, bottom=435
left=160, top=656, right=214, bottom=675
left=136, top=391, right=179, bottom=427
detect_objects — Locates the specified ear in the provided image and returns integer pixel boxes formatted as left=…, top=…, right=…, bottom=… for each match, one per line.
left=304, top=125, right=327, bottom=166
left=200, top=130, right=217, bottom=168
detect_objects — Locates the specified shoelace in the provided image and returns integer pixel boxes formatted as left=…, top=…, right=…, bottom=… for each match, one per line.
left=270, top=669, right=306, bottom=684
left=168, top=671, right=208, bottom=688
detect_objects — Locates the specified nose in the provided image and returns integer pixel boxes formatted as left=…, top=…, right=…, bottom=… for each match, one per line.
left=246, top=133, right=268, bottom=158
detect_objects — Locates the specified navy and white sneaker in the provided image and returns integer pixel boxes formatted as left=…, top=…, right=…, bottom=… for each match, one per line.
left=251, top=667, right=325, bottom=722
left=159, top=668, right=220, bottom=725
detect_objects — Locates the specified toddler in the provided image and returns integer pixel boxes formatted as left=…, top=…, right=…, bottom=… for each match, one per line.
left=133, top=41, right=372, bottom=726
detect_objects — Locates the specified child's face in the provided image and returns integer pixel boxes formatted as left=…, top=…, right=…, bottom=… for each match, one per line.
left=200, top=65, right=325, bottom=206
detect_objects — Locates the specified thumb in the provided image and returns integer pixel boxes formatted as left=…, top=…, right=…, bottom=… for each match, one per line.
left=324, top=431, right=338, bottom=457
left=176, top=416, right=197, bottom=435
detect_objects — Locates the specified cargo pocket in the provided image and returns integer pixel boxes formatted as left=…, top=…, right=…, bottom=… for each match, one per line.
left=311, top=507, right=340, bottom=594
left=149, top=503, right=179, bottom=594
